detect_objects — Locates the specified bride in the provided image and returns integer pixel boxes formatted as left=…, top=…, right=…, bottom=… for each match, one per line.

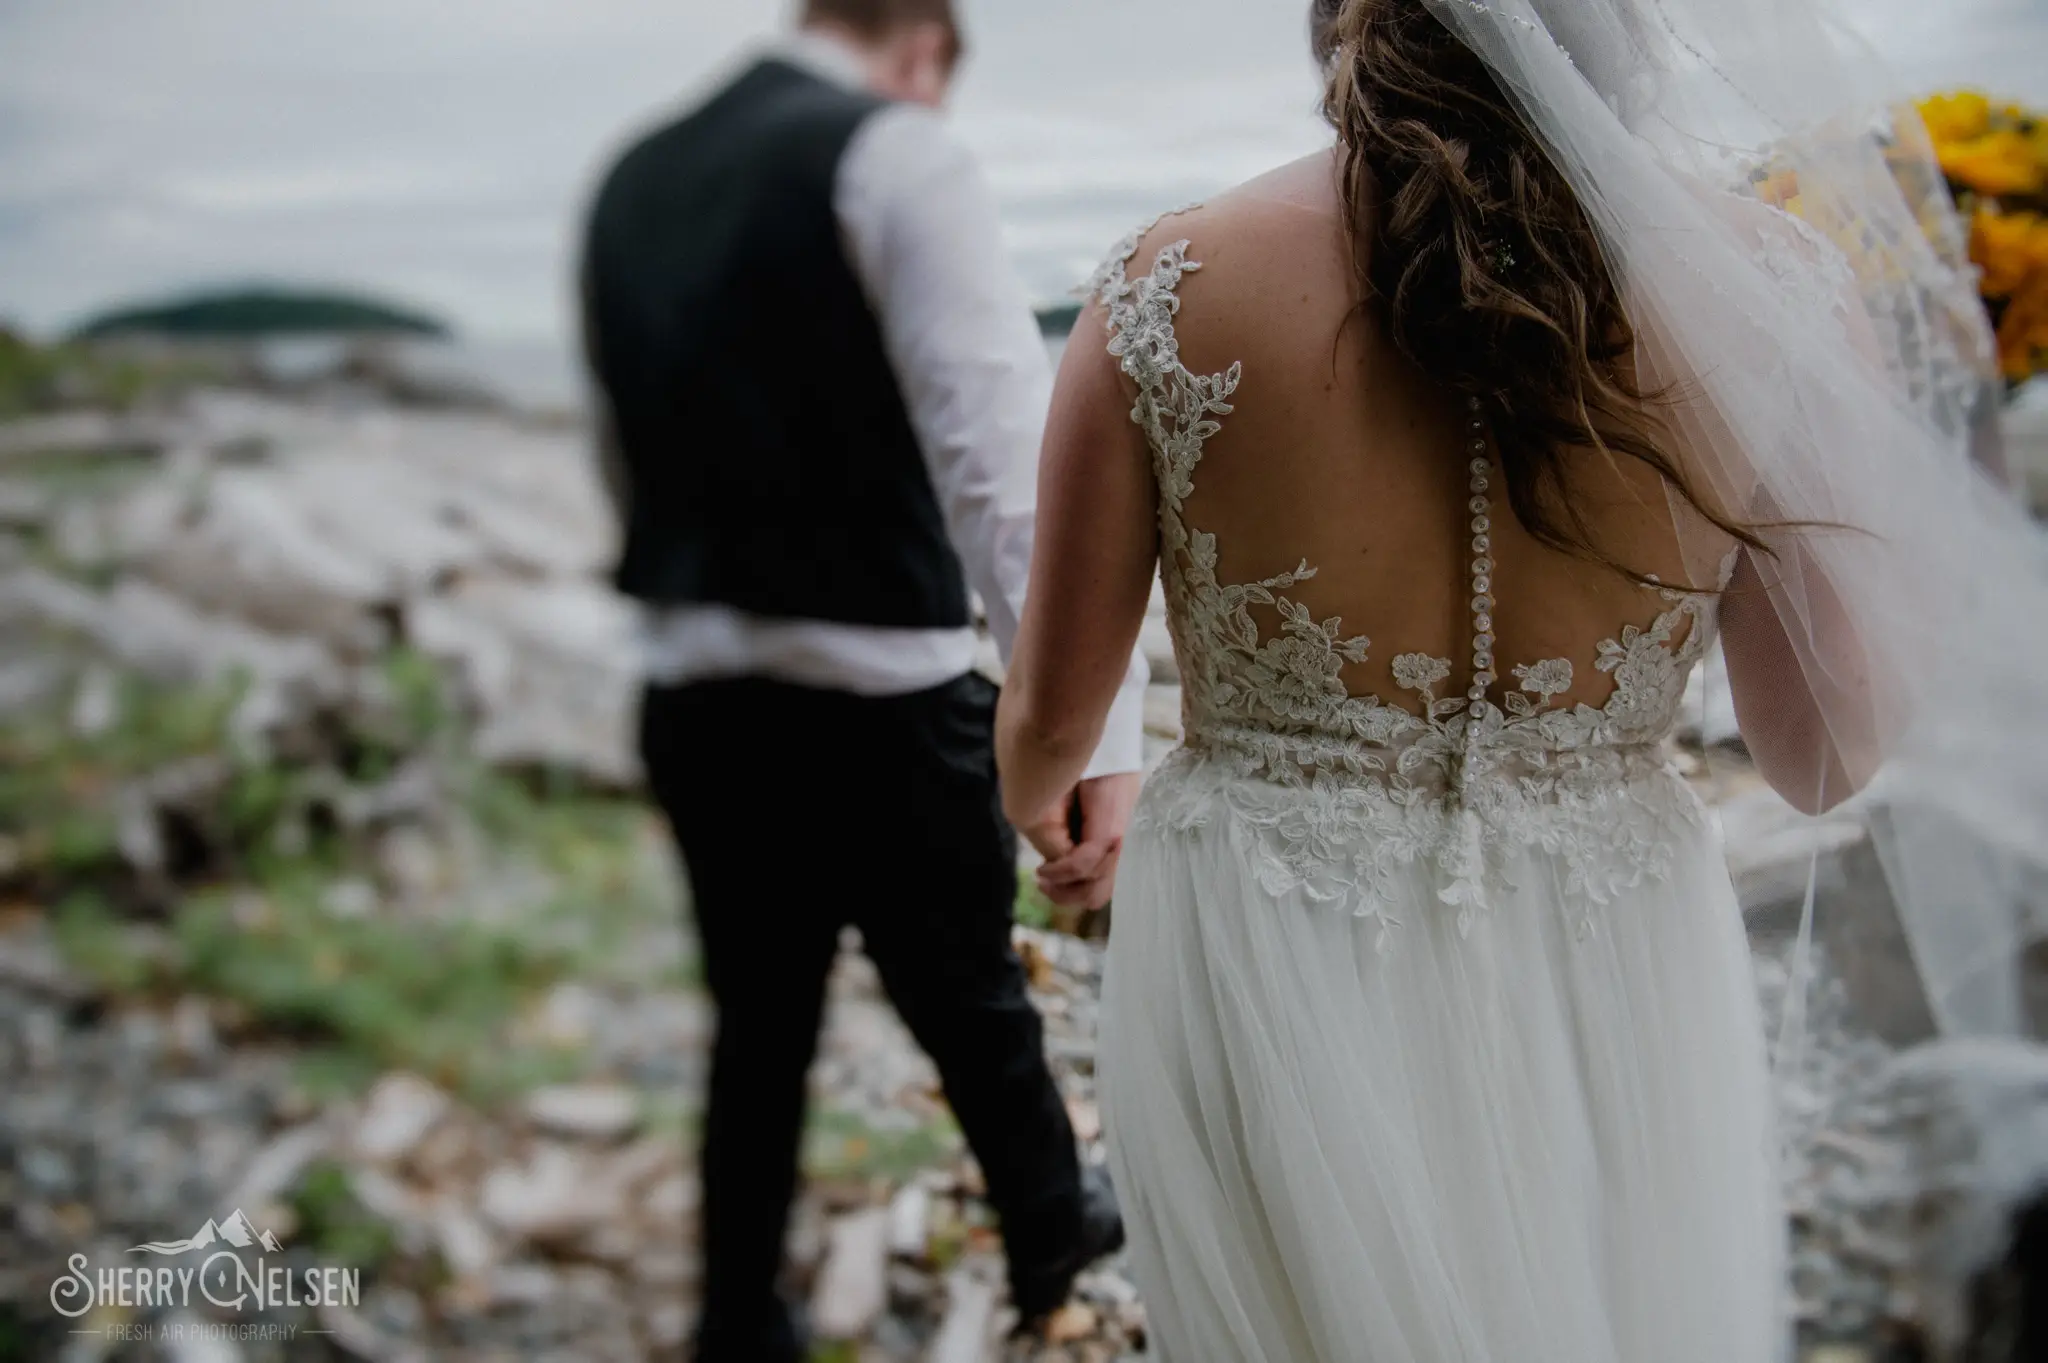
left=997, top=0, right=2033, bottom=1358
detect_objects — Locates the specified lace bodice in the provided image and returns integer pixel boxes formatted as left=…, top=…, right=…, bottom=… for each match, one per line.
left=1092, top=217, right=1727, bottom=942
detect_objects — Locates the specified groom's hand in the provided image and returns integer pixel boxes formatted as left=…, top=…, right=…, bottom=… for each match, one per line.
left=1034, top=772, right=1141, bottom=911
left=1017, top=794, right=1079, bottom=867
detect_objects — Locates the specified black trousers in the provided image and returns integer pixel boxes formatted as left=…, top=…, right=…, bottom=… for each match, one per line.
left=640, top=673, right=1084, bottom=1358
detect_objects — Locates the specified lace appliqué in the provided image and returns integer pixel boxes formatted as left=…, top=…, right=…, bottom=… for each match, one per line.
left=1093, top=226, right=1718, bottom=947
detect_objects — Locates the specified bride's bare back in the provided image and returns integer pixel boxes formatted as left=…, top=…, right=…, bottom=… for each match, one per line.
left=1149, top=151, right=1722, bottom=715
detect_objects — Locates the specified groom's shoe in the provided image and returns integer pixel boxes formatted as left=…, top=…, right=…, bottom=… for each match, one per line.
left=1009, top=1166, right=1127, bottom=1330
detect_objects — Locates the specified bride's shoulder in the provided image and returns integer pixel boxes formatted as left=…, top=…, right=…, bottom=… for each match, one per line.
left=1099, top=149, right=1346, bottom=293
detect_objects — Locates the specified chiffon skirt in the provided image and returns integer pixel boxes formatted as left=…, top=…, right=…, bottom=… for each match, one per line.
left=1098, top=793, right=1787, bottom=1363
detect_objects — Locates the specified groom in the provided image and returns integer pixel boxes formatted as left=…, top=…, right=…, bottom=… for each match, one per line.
left=579, top=1, right=1147, bottom=1357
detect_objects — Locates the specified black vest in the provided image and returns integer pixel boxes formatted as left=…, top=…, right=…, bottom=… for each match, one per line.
left=582, top=59, right=972, bottom=630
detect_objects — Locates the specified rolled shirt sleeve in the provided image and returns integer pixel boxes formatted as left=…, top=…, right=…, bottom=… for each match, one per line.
left=836, top=107, right=1148, bottom=778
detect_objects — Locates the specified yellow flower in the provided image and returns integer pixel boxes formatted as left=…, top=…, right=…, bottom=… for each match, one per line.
left=1972, top=209, right=2048, bottom=299
left=1996, top=275, right=2048, bottom=382
left=1918, top=91, right=1992, bottom=146
left=1938, top=129, right=2045, bottom=197
left=1760, top=170, right=1800, bottom=209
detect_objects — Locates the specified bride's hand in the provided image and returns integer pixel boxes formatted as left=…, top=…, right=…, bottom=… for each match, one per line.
left=1033, top=773, right=1140, bottom=911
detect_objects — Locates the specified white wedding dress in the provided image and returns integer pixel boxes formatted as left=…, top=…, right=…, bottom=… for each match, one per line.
left=1094, top=223, right=1785, bottom=1363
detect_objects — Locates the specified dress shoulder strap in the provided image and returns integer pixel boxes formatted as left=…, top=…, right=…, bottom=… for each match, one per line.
left=1086, top=209, right=1240, bottom=512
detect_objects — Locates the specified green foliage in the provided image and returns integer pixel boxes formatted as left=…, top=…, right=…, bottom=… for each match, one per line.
left=1014, top=867, right=1054, bottom=929
left=50, top=891, right=154, bottom=994
left=172, top=878, right=581, bottom=1102
left=289, top=1161, right=398, bottom=1270
left=803, top=1108, right=961, bottom=1183
left=344, top=646, right=458, bottom=784
left=463, top=764, right=676, bottom=980
left=0, top=326, right=227, bottom=417
left=17, top=651, right=681, bottom=1103
left=0, top=328, right=60, bottom=416
left=808, top=1345, right=861, bottom=1363
left=382, top=647, right=450, bottom=747
left=75, top=289, right=449, bottom=341
left=0, top=672, right=250, bottom=891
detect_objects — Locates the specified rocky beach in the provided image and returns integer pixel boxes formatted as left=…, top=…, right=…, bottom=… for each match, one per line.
left=2, top=344, right=2045, bottom=1362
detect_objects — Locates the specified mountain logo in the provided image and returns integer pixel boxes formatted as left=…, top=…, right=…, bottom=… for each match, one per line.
left=52, top=1207, right=355, bottom=1320
left=129, top=1209, right=285, bottom=1256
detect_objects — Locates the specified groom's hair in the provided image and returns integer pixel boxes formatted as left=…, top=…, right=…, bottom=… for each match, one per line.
left=803, top=0, right=965, bottom=66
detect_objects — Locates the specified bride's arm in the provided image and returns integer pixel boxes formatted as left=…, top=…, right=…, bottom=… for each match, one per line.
left=1630, top=202, right=1893, bottom=814
left=996, top=298, right=1160, bottom=833
left=1718, top=537, right=1880, bottom=815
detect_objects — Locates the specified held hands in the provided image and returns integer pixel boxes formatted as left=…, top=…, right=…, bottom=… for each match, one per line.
left=1019, top=772, right=1142, bottom=911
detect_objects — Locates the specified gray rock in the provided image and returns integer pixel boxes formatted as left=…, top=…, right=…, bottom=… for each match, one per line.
left=0, top=931, right=93, bottom=1006
left=224, top=1121, right=332, bottom=1211
left=68, top=665, right=119, bottom=737
left=101, top=479, right=199, bottom=564
left=0, top=479, right=51, bottom=530
left=1715, top=778, right=1866, bottom=933
left=484, top=1263, right=562, bottom=1308
left=431, top=1198, right=499, bottom=1280
left=19, top=1144, right=76, bottom=1195
left=1676, top=642, right=1740, bottom=749
left=169, top=996, right=219, bottom=1062
left=641, top=1172, right=698, bottom=1224
left=522, top=1084, right=642, bottom=1143
left=0, top=411, right=154, bottom=463
left=1855, top=1037, right=2048, bottom=1351
left=811, top=1208, right=893, bottom=1341
left=2005, top=393, right=2048, bottom=516
left=351, top=1074, right=451, bottom=1164
left=321, top=878, right=379, bottom=920
left=406, top=577, right=639, bottom=785
left=50, top=501, right=117, bottom=572
left=926, top=1268, right=1001, bottom=1363
left=0, top=569, right=340, bottom=734
left=0, top=653, right=68, bottom=717
left=139, top=467, right=392, bottom=655
left=889, top=1182, right=931, bottom=1259
left=1143, top=685, right=1182, bottom=741
left=644, top=1300, right=692, bottom=1349
left=1818, top=837, right=1942, bottom=1046
left=1138, top=613, right=1179, bottom=686
left=314, top=1300, right=432, bottom=1363
left=158, top=1311, right=245, bottom=1363
left=480, top=1144, right=617, bottom=1244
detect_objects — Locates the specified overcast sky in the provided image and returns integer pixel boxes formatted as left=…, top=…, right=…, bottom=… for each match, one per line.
left=1, top=0, right=2042, bottom=344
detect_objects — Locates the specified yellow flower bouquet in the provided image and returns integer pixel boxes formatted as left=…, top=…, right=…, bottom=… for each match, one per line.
left=1917, top=91, right=2048, bottom=385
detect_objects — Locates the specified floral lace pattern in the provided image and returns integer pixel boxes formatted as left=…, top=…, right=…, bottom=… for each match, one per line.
left=1094, top=221, right=1725, bottom=944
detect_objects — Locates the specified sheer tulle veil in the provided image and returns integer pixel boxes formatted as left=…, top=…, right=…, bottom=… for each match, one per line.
left=1370, top=0, right=2042, bottom=1041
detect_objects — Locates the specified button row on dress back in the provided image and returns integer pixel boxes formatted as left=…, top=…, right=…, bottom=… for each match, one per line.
left=1466, top=395, right=1495, bottom=740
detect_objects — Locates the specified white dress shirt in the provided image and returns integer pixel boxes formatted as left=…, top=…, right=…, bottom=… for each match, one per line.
left=630, top=31, right=1148, bottom=779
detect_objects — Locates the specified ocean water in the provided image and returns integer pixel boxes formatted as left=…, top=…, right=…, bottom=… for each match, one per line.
left=254, top=334, right=592, bottom=415
left=5, top=0, right=2037, bottom=396
left=141, top=0, right=2043, bottom=416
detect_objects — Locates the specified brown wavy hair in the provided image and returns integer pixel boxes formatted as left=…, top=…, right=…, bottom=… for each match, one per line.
left=1315, top=0, right=1766, bottom=581
left=804, top=0, right=964, bottom=66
